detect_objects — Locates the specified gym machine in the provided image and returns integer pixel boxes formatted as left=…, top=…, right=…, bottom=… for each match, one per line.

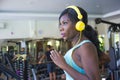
left=0, top=40, right=32, bottom=80
left=95, top=18, right=120, bottom=47
left=0, top=52, right=21, bottom=80
left=95, top=18, right=120, bottom=80
left=0, top=63, right=21, bottom=80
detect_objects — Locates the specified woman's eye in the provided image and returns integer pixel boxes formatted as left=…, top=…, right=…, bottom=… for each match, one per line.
left=63, top=22, right=67, bottom=24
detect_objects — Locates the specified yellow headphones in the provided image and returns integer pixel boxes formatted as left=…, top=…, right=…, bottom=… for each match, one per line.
left=67, top=6, right=85, bottom=32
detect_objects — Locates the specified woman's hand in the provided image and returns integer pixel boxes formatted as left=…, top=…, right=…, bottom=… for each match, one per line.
left=50, top=50, right=67, bottom=69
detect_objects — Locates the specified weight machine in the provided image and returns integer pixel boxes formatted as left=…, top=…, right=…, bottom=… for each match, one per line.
left=95, top=18, right=120, bottom=47
left=0, top=63, right=21, bottom=80
left=0, top=52, right=21, bottom=80
left=95, top=18, right=120, bottom=80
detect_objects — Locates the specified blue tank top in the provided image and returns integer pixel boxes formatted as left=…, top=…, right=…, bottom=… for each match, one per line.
left=64, top=40, right=91, bottom=80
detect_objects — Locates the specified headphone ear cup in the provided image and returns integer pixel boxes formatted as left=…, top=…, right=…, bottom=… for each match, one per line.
left=75, top=21, right=85, bottom=31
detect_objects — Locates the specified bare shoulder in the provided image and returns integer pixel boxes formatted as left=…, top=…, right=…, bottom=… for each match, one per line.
left=83, top=42, right=96, bottom=51
left=77, top=42, right=97, bottom=57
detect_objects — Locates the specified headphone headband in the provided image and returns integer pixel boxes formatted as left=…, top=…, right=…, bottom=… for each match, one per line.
left=67, top=6, right=83, bottom=19
left=66, top=5, right=85, bottom=32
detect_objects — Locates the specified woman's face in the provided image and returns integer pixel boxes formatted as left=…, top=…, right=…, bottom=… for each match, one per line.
left=59, top=14, right=78, bottom=41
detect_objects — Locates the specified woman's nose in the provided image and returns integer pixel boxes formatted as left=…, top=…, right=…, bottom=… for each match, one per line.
left=59, top=27, right=64, bottom=32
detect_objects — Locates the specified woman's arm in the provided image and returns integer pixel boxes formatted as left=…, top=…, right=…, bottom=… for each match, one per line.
left=50, top=50, right=89, bottom=80
left=50, top=43, right=101, bottom=80
left=78, top=43, right=100, bottom=80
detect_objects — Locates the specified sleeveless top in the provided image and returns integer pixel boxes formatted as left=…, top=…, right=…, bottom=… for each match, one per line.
left=64, top=40, right=91, bottom=80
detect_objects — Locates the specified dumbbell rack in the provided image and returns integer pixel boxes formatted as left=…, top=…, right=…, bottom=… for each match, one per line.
left=13, top=58, right=31, bottom=80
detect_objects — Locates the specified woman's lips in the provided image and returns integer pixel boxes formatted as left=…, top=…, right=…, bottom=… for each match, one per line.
left=61, top=33, right=65, bottom=37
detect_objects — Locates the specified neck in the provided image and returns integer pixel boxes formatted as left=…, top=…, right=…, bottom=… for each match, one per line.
left=72, top=33, right=87, bottom=46
left=72, top=33, right=81, bottom=46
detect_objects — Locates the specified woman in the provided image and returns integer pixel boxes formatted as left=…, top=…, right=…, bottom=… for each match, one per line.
left=50, top=5, right=101, bottom=80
